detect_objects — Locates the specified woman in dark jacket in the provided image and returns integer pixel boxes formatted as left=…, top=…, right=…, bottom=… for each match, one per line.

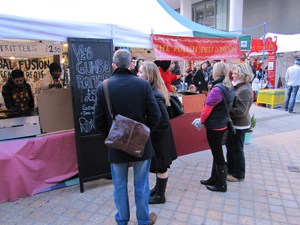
left=192, top=61, right=209, bottom=93
left=170, top=61, right=182, bottom=87
left=130, top=58, right=145, bottom=75
left=138, top=61, right=177, bottom=204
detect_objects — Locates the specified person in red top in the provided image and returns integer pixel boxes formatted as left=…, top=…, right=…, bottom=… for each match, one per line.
left=154, top=60, right=183, bottom=92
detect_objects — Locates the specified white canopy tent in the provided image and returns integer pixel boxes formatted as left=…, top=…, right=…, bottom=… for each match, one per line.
left=0, top=0, right=237, bottom=48
left=265, top=33, right=300, bottom=53
left=266, top=33, right=300, bottom=101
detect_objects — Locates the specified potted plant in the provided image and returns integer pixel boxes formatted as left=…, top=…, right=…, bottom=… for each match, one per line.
left=244, top=114, right=256, bottom=144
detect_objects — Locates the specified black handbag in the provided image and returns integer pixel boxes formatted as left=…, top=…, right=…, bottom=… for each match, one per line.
left=167, top=94, right=184, bottom=119
left=102, top=79, right=150, bottom=158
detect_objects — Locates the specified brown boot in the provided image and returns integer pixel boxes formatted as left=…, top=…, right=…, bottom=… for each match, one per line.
left=149, top=212, right=157, bottom=225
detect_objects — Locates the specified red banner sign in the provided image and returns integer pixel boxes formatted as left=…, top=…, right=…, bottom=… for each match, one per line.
left=251, top=37, right=277, bottom=53
left=151, top=34, right=241, bottom=61
left=267, top=51, right=276, bottom=88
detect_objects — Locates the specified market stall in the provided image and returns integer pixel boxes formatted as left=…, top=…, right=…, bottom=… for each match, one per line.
left=249, top=32, right=300, bottom=105
left=0, top=0, right=242, bottom=201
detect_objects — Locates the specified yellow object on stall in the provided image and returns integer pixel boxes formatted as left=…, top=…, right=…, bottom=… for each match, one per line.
left=256, top=89, right=285, bottom=108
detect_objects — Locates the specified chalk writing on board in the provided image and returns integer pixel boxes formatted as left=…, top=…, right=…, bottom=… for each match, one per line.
left=70, top=42, right=111, bottom=135
left=79, top=117, right=95, bottom=134
left=76, top=75, right=103, bottom=90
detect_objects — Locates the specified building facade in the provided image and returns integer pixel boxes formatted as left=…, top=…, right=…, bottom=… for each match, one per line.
left=164, top=0, right=300, bottom=38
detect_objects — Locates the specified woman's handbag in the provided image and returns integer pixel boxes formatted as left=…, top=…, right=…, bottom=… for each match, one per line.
left=167, top=94, right=184, bottom=119
left=102, top=79, right=150, bottom=158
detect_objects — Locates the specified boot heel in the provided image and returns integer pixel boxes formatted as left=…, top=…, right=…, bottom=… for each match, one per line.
left=206, top=165, right=227, bottom=192
left=200, top=178, right=215, bottom=185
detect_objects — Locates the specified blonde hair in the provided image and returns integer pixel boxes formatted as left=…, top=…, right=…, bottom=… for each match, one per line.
left=232, top=62, right=254, bottom=83
left=142, top=61, right=170, bottom=106
left=213, top=62, right=232, bottom=89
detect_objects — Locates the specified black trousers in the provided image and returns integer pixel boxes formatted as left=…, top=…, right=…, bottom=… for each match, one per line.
left=226, top=129, right=246, bottom=179
left=206, top=128, right=227, bottom=166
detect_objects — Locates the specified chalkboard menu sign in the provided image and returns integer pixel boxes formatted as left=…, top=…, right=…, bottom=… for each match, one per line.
left=68, top=38, right=113, bottom=192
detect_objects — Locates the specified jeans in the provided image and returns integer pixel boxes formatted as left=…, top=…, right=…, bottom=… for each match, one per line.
left=226, top=129, right=246, bottom=179
left=284, top=85, right=299, bottom=112
left=206, top=128, right=227, bottom=166
left=110, top=160, right=151, bottom=225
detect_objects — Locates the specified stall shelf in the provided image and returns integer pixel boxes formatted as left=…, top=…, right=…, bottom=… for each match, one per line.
left=0, top=115, right=41, bottom=141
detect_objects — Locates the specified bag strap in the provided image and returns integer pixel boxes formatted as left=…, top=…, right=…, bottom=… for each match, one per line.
left=216, top=85, right=230, bottom=117
left=103, top=79, right=114, bottom=120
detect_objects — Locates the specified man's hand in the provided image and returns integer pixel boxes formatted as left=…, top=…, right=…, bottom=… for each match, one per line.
left=55, top=83, right=62, bottom=88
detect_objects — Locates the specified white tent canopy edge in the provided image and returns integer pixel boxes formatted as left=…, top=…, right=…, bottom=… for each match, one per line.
left=0, top=0, right=237, bottom=48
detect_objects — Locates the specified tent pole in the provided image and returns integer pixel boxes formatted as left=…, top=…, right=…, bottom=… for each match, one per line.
left=261, top=22, right=267, bottom=89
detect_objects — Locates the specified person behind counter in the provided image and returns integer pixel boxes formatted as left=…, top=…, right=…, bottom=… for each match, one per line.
left=2, top=69, right=34, bottom=113
left=154, top=60, right=185, bottom=92
left=41, top=62, right=63, bottom=90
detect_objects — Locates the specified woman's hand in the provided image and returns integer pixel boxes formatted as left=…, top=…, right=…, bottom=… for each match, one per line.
left=191, top=118, right=203, bottom=131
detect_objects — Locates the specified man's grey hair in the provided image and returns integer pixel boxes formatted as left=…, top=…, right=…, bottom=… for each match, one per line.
left=113, top=49, right=131, bottom=68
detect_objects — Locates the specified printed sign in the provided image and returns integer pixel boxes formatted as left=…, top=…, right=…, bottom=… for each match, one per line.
left=251, top=37, right=277, bottom=53
left=151, top=34, right=241, bottom=61
left=0, top=41, right=62, bottom=57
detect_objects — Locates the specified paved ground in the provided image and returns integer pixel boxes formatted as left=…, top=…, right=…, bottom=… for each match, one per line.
left=0, top=103, right=300, bottom=225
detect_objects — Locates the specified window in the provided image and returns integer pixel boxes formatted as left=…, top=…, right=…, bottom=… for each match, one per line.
left=192, top=0, right=215, bottom=28
left=192, top=0, right=228, bottom=30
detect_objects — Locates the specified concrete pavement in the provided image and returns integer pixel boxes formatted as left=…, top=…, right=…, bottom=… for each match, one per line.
left=0, top=103, right=300, bottom=225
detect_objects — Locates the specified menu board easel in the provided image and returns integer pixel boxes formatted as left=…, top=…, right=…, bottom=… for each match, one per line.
left=68, top=38, right=113, bottom=192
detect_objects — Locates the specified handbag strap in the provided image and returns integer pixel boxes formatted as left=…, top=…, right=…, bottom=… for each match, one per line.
left=103, top=79, right=114, bottom=120
left=216, top=85, right=231, bottom=118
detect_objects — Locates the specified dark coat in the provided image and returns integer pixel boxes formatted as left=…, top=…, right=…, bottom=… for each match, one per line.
left=192, top=70, right=208, bottom=93
left=2, top=77, right=34, bottom=112
left=150, top=87, right=177, bottom=173
left=94, top=68, right=161, bottom=163
left=170, top=67, right=182, bottom=86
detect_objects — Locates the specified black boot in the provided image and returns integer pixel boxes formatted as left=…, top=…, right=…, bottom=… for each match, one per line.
left=206, top=165, right=227, bottom=192
left=149, top=181, right=157, bottom=197
left=149, top=177, right=168, bottom=204
left=200, top=161, right=217, bottom=185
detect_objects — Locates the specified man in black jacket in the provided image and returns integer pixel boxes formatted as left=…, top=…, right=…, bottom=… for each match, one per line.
left=94, top=49, right=161, bottom=225
left=2, top=69, right=34, bottom=114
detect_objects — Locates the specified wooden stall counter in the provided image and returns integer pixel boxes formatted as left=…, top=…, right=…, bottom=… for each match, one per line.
left=0, top=115, right=41, bottom=141
left=171, top=93, right=209, bottom=156
left=181, top=93, right=206, bottom=113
